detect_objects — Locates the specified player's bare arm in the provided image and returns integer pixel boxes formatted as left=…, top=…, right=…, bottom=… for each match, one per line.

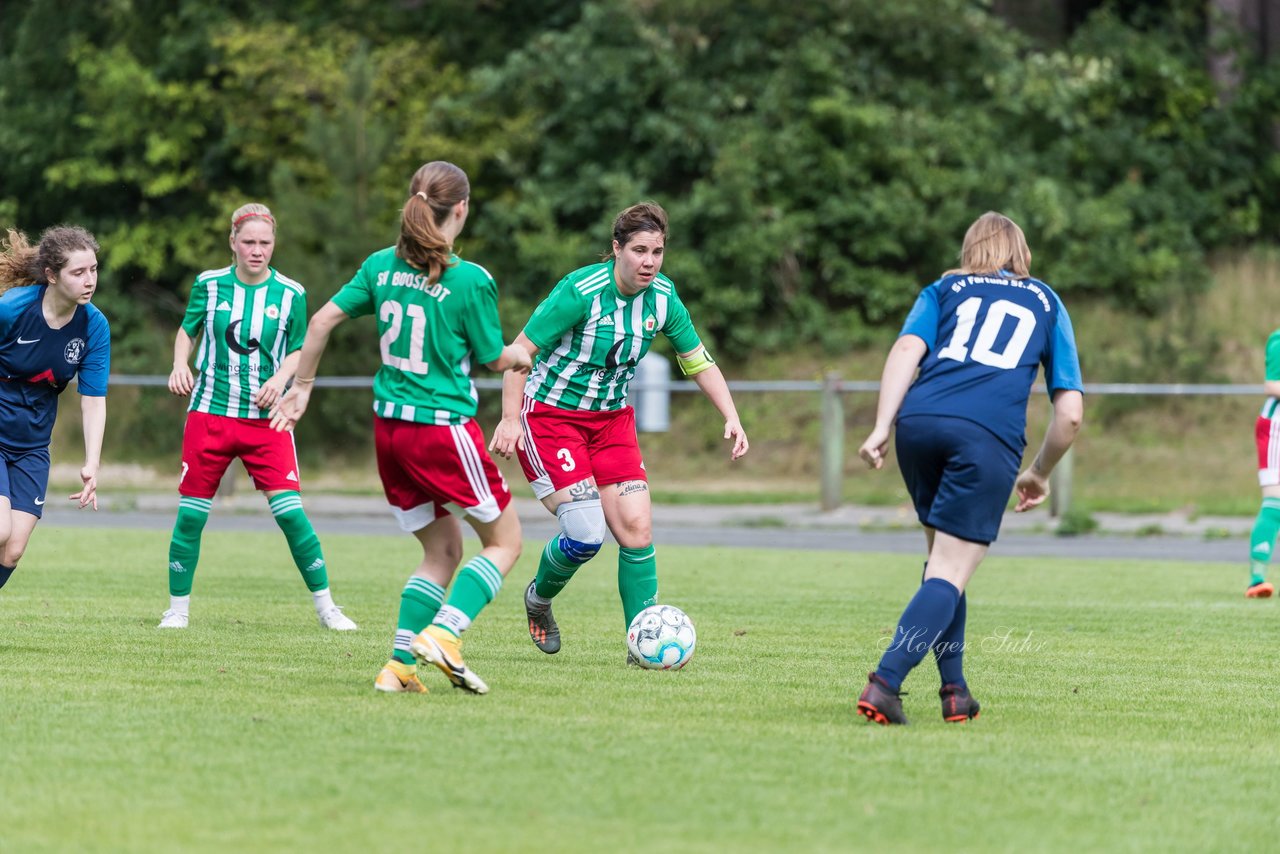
left=1014, top=389, right=1084, bottom=512
left=255, top=349, right=300, bottom=408
left=859, top=335, right=927, bottom=469
left=271, top=301, right=348, bottom=432
left=169, top=329, right=196, bottom=397
left=71, top=394, right=105, bottom=510
left=682, top=350, right=749, bottom=460
left=489, top=332, right=539, bottom=459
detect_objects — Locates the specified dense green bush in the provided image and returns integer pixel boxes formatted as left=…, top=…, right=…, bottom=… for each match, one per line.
left=1, top=0, right=1277, bottom=458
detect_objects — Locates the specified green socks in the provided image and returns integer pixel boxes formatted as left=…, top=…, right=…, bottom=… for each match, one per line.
left=433, top=555, right=504, bottom=636
left=268, top=491, right=329, bottom=592
left=393, top=576, right=445, bottom=665
left=618, top=545, right=658, bottom=627
left=534, top=537, right=586, bottom=599
left=167, top=496, right=211, bottom=596
left=1249, top=497, right=1280, bottom=585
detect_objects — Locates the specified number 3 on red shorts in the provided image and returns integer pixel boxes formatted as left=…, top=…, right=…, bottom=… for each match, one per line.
left=557, top=448, right=576, bottom=472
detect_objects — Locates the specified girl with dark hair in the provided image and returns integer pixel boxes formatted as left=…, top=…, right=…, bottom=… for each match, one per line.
left=489, top=202, right=749, bottom=663
left=0, top=225, right=110, bottom=592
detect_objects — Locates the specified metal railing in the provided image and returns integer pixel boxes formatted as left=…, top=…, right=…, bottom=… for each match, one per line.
left=109, top=373, right=1268, bottom=513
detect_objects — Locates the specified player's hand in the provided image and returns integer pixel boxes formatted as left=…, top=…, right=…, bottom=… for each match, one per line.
left=488, top=417, right=525, bottom=459
left=1013, top=468, right=1050, bottom=512
left=254, top=377, right=287, bottom=408
left=724, top=419, right=749, bottom=460
left=858, top=427, right=891, bottom=469
left=168, top=364, right=194, bottom=397
left=70, top=464, right=98, bottom=510
left=270, top=386, right=311, bottom=432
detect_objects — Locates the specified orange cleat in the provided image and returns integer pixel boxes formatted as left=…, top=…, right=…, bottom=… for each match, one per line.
left=1246, top=581, right=1274, bottom=599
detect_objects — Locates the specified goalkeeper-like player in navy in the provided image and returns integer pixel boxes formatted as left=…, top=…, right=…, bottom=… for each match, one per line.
left=0, top=226, right=111, bottom=592
left=855, top=212, right=1083, bottom=725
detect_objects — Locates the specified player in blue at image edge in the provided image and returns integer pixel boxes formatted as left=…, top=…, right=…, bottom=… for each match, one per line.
left=0, top=226, right=111, bottom=592
left=854, top=211, right=1084, bottom=725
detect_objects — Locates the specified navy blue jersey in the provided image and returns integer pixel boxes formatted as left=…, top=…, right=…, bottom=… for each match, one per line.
left=896, top=273, right=1081, bottom=453
left=0, top=285, right=111, bottom=452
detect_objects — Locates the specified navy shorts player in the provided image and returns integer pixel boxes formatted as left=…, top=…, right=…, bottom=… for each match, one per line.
left=854, top=212, right=1084, bottom=726
left=0, top=226, right=110, bottom=592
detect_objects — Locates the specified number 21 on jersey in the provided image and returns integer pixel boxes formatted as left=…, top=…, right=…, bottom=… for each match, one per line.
left=379, top=301, right=430, bottom=375
left=935, top=297, right=1036, bottom=370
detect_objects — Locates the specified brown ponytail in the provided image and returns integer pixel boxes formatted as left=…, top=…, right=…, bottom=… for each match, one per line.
left=0, top=225, right=99, bottom=296
left=397, top=161, right=470, bottom=284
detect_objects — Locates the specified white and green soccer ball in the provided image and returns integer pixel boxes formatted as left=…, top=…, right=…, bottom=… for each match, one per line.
left=626, top=604, right=696, bottom=670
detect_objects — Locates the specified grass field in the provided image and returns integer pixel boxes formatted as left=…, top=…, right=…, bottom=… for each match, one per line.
left=3, top=527, right=1277, bottom=853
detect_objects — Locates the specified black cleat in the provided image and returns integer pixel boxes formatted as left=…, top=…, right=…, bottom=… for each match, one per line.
left=940, top=683, right=981, bottom=722
left=857, top=672, right=908, bottom=725
left=524, top=580, right=561, bottom=654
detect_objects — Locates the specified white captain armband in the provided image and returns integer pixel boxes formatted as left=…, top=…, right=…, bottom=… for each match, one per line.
left=677, top=345, right=716, bottom=377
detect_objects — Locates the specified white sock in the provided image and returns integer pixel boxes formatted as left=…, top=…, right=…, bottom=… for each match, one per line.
left=433, top=605, right=471, bottom=635
left=169, top=595, right=191, bottom=615
left=312, top=588, right=335, bottom=613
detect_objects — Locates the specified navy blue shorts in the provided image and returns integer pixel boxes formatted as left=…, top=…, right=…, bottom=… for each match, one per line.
left=0, top=446, right=52, bottom=519
left=895, top=415, right=1021, bottom=545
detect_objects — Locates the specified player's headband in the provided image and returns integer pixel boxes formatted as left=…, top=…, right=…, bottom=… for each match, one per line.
left=232, top=212, right=275, bottom=229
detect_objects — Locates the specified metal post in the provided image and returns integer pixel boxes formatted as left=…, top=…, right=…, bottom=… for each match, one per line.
left=631, top=353, right=671, bottom=432
left=1049, top=446, right=1073, bottom=518
left=820, top=373, right=844, bottom=511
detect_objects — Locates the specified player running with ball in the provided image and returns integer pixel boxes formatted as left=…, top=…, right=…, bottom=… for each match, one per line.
left=489, top=202, right=749, bottom=662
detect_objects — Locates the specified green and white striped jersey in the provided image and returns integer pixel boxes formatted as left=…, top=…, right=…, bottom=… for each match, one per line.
left=182, top=266, right=306, bottom=418
left=331, top=246, right=505, bottom=424
left=523, top=260, right=702, bottom=411
left=1263, top=329, right=1280, bottom=418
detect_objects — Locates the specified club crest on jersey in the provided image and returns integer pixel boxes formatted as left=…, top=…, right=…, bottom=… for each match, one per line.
left=644, top=315, right=656, bottom=333
left=64, top=338, right=86, bottom=364
left=265, top=305, right=280, bottom=320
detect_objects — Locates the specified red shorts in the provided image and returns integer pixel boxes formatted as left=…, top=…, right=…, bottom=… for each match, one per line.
left=179, top=410, right=301, bottom=498
left=374, top=416, right=511, bottom=530
left=1257, top=415, right=1280, bottom=486
left=516, top=396, right=645, bottom=499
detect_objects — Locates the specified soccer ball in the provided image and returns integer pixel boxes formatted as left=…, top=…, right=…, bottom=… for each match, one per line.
left=626, top=604, right=696, bottom=670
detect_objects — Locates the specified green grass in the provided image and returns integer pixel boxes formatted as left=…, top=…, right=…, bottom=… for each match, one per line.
left=3, top=528, right=1277, bottom=852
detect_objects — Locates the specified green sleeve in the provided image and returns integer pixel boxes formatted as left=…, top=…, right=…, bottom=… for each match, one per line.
left=285, top=289, right=308, bottom=354
left=661, top=289, right=702, bottom=355
left=180, top=278, right=208, bottom=338
left=330, top=257, right=377, bottom=319
left=461, top=269, right=506, bottom=366
left=1266, top=330, right=1280, bottom=381
left=524, top=276, right=588, bottom=351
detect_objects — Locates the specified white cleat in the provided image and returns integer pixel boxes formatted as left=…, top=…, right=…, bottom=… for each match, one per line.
left=318, top=605, right=358, bottom=631
left=157, top=609, right=189, bottom=629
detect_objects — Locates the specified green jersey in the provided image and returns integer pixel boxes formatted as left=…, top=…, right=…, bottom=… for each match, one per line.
left=183, top=265, right=307, bottom=418
left=523, top=261, right=702, bottom=411
left=1263, top=329, right=1280, bottom=418
left=331, top=246, right=505, bottom=424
